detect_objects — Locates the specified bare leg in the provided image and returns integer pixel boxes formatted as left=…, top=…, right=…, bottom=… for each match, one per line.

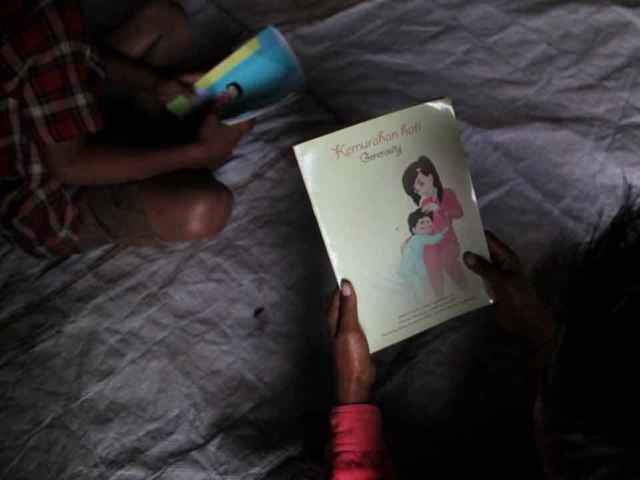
left=105, top=0, right=192, bottom=68
left=102, top=3, right=234, bottom=244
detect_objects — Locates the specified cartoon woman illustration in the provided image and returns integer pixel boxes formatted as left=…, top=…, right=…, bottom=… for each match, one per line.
left=402, top=156, right=468, bottom=298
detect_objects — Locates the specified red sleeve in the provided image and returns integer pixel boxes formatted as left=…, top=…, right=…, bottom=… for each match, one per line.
left=441, top=189, right=463, bottom=219
left=330, top=405, right=396, bottom=480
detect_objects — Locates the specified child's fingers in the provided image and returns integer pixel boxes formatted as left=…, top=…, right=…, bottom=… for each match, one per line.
left=179, top=71, right=207, bottom=85
left=211, top=92, right=234, bottom=117
left=182, top=86, right=198, bottom=101
left=221, top=119, right=255, bottom=145
left=235, top=118, right=256, bottom=135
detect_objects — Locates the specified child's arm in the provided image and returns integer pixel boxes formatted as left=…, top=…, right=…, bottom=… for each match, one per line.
left=328, top=286, right=396, bottom=480
left=415, top=227, right=449, bottom=247
left=41, top=116, right=253, bottom=185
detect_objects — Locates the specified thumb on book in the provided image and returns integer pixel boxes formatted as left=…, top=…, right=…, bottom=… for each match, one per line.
left=339, top=280, right=360, bottom=332
left=463, top=252, right=501, bottom=283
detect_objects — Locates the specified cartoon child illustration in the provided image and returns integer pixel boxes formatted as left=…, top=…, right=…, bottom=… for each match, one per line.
left=402, top=156, right=468, bottom=298
left=398, top=209, right=448, bottom=299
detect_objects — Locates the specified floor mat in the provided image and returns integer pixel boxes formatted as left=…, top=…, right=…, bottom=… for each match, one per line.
left=2, top=0, right=640, bottom=478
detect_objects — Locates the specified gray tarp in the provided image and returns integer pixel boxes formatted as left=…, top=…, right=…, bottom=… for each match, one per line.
left=2, top=0, right=639, bottom=478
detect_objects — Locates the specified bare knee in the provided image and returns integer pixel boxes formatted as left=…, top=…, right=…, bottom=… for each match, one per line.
left=141, top=176, right=233, bottom=243
left=140, top=0, right=191, bottom=67
left=181, top=184, right=233, bottom=240
left=140, top=0, right=189, bottom=33
left=107, top=0, right=190, bottom=64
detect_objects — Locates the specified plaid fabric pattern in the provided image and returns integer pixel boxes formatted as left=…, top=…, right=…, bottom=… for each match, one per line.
left=0, top=0, right=105, bottom=256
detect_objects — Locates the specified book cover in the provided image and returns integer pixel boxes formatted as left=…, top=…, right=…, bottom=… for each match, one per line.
left=294, top=99, right=493, bottom=352
left=167, top=26, right=305, bottom=124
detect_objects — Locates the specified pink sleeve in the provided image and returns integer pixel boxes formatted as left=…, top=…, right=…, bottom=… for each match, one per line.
left=330, top=405, right=396, bottom=480
left=441, top=189, right=463, bottom=219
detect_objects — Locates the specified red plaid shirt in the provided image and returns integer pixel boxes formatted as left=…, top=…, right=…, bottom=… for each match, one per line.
left=0, top=0, right=105, bottom=257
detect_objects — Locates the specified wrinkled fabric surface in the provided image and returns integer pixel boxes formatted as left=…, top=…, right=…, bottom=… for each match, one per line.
left=2, top=0, right=640, bottom=478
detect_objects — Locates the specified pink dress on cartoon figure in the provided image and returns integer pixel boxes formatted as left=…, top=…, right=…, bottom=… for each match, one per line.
left=402, top=156, right=468, bottom=298
left=421, top=189, right=468, bottom=298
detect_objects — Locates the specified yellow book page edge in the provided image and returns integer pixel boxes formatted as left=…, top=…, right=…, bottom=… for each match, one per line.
left=194, top=38, right=262, bottom=90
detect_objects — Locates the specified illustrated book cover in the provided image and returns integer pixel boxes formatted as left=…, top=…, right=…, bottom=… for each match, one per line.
left=167, top=26, right=305, bottom=125
left=294, top=99, right=493, bottom=352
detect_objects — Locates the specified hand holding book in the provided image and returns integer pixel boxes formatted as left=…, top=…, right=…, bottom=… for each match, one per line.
left=325, top=234, right=555, bottom=480
left=295, top=99, right=493, bottom=351
left=166, top=27, right=305, bottom=124
left=463, top=232, right=556, bottom=350
left=326, top=233, right=556, bottom=389
left=326, top=281, right=376, bottom=405
left=154, top=72, right=203, bottom=106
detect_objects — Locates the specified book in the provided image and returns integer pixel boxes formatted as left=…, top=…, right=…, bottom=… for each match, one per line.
left=167, top=26, right=305, bottom=125
left=293, top=99, right=493, bottom=352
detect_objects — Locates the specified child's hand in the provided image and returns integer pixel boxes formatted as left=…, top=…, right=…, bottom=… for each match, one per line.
left=326, top=281, right=376, bottom=404
left=463, top=232, right=556, bottom=349
left=194, top=112, right=255, bottom=169
left=133, top=72, right=205, bottom=117
left=155, top=78, right=195, bottom=105
left=154, top=72, right=204, bottom=105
